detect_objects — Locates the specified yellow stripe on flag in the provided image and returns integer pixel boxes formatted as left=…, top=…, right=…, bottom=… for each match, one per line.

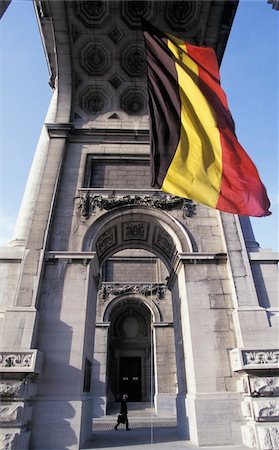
left=162, top=39, right=223, bottom=207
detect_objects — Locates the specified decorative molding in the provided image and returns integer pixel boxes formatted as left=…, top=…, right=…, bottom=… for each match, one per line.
left=99, top=283, right=167, bottom=301
left=0, top=350, right=42, bottom=374
left=244, top=351, right=279, bottom=366
left=0, top=353, right=33, bottom=368
left=77, top=192, right=196, bottom=220
left=230, top=348, right=279, bottom=371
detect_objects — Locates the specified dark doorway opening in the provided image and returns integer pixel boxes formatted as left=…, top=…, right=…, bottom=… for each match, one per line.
left=119, top=356, right=141, bottom=401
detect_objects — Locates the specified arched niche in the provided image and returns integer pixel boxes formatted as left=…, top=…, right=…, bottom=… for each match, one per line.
left=105, top=296, right=154, bottom=403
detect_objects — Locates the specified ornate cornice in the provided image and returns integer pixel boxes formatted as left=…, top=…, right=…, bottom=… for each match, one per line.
left=230, top=348, right=279, bottom=372
left=0, top=350, right=43, bottom=374
left=99, top=283, right=167, bottom=301
left=77, top=192, right=196, bottom=219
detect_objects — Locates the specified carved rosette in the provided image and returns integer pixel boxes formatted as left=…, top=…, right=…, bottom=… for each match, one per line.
left=120, top=87, right=147, bottom=115
left=99, top=283, right=167, bottom=301
left=74, top=1, right=110, bottom=28
left=80, top=42, right=110, bottom=75
left=121, top=43, right=146, bottom=77
left=80, top=85, right=111, bottom=115
left=77, top=192, right=196, bottom=220
left=165, top=1, right=201, bottom=31
left=120, top=1, right=156, bottom=29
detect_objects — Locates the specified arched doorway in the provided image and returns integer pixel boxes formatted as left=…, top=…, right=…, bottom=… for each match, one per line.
left=106, top=299, right=153, bottom=403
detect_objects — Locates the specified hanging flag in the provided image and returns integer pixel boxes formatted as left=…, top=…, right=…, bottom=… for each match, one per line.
left=142, top=21, right=271, bottom=217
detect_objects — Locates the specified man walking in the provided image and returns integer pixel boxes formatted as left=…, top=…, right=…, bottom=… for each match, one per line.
left=114, top=394, right=131, bottom=431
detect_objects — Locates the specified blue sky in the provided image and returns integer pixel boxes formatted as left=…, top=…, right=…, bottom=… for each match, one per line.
left=0, top=0, right=278, bottom=251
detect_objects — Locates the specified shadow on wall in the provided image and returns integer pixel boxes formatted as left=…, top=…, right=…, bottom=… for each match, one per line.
left=30, top=260, right=91, bottom=449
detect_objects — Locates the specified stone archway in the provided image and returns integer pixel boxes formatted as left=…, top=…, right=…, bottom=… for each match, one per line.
left=85, top=207, right=192, bottom=422
left=106, top=298, right=153, bottom=403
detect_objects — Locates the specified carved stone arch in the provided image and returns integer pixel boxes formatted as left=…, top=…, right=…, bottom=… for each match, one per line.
left=103, top=293, right=162, bottom=323
left=82, top=206, right=194, bottom=270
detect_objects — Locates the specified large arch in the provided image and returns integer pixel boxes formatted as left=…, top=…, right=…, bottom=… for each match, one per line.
left=84, top=206, right=190, bottom=431
left=82, top=206, right=194, bottom=270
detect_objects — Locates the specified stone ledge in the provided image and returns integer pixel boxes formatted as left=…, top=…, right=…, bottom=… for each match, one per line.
left=230, top=348, right=279, bottom=372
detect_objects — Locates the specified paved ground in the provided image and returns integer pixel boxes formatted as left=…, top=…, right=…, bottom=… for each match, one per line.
left=83, top=426, right=247, bottom=450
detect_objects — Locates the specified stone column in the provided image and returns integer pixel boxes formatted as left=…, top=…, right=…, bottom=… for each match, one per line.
left=9, top=90, right=57, bottom=247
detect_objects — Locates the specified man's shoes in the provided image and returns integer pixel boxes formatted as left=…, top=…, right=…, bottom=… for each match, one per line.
left=126, top=428, right=131, bottom=431
left=114, top=426, right=118, bottom=430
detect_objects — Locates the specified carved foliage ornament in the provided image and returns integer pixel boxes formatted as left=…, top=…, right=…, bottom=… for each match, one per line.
left=243, top=351, right=279, bottom=366
left=0, top=353, right=33, bottom=368
left=78, top=193, right=196, bottom=220
left=99, top=283, right=166, bottom=301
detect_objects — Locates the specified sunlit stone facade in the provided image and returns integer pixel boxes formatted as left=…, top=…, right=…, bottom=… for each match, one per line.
left=0, top=2, right=278, bottom=449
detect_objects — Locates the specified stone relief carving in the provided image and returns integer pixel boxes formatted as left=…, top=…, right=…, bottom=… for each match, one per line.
left=77, top=192, right=196, bottom=220
left=99, top=283, right=166, bottom=301
left=0, top=353, right=33, bottom=368
left=154, top=227, right=174, bottom=257
left=123, top=221, right=148, bottom=241
left=257, top=426, right=279, bottom=450
left=253, top=400, right=279, bottom=420
left=0, top=382, right=24, bottom=398
left=250, top=377, right=279, bottom=397
left=243, top=351, right=279, bottom=366
left=96, top=227, right=116, bottom=257
left=0, top=432, right=18, bottom=450
left=0, top=405, right=21, bottom=423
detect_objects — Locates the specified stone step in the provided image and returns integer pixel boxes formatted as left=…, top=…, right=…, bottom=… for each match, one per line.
left=92, top=416, right=177, bottom=431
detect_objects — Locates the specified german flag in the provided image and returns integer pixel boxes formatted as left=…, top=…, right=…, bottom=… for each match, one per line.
left=143, top=21, right=271, bottom=217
